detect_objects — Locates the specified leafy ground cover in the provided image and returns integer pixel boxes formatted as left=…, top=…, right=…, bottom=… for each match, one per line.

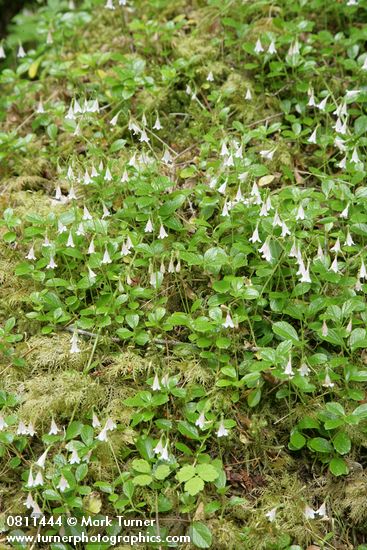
left=1, top=0, right=367, bottom=548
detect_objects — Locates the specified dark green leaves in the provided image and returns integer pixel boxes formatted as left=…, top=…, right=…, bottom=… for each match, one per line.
left=189, top=523, right=212, bottom=549
left=272, top=321, right=299, bottom=344
left=307, top=437, right=333, bottom=453
left=333, top=432, right=351, bottom=455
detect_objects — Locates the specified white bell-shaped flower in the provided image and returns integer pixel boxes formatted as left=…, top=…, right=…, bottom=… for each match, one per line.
left=304, top=505, right=315, bottom=519
left=152, top=374, right=161, bottom=391
left=195, top=411, right=206, bottom=429
left=249, top=224, right=261, bottom=243
left=92, top=413, right=101, bottom=428
left=70, top=332, right=80, bottom=354
left=222, top=312, right=234, bottom=329
left=48, top=419, right=60, bottom=435
left=259, top=238, right=272, bottom=262
left=66, top=232, right=75, bottom=248
left=17, top=44, right=26, bottom=58
left=25, top=245, right=36, bottom=260
left=34, top=472, right=44, bottom=487
left=36, top=449, right=48, bottom=469
left=283, top=355, right=294, bottom=377
left=268, top=40, right=276, bottom=54
left=57, top=475, right=70, bottom=492
left=88, top=238, right=95, bottom=254
left=216, top=420, right=229, bottom=437
left=254, top=38, right=264, bottom=53
left=102, top=247, right=112, bottom=264
left=308, top=128, right=317, bottom=144
left=46, top=255, right=57, bottom=269
left=158, top=225, right=168, bottom=239
left=345, top=230, right=354, bottom=246
left=69, top=449, right=80, bottom=464
left=153, top=114, right=162, bottom=130
left=145, top=218, right=153, bottom=233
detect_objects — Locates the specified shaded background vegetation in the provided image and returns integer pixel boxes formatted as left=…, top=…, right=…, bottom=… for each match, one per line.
left=1, top=0, right=367, bottom=549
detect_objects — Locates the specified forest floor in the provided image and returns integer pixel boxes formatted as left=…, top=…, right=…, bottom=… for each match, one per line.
left=1, top=1, right=367, bottom=549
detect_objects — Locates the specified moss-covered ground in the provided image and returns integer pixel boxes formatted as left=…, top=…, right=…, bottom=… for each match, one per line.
left=1, top=1, right=367, bottom=549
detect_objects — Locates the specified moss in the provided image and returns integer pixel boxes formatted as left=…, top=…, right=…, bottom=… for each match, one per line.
left=176, top=359, right=215, bottom=386
left=207, top=518, right=244, bottom=550
left=5, top=175, right=53, bottom=194
left=105, top=391, right=136, bottom=426
left=174, top=36, right=217, bottom=65
left=345, top=424, right=367, bottom=449
left=240, top=471, right=330, bottom=549
left=0, top=189, right=68, bottom=228
left=18, top=370, right=105, bottom=425
left=219, top=72, right=272, bottom=125
left=98, top=350, right=150, bottom=384
left=25, top=334, right=90, bottom=373
left=274, top=140, right=294, bottom=169
left=0, top=495, right=24, bottom=522
left=0, top=255, right=31, bottom=322
left=0, top=1, right=364, bottom=547
left=220, top=72, right=252, bottom=99
left=248, top=17, right=281, bottom=39
left=0, top=154, right=50, bottom=181
left=331, top=472, right=367, bottom=528
left=89, top=441, right=127, bottom=481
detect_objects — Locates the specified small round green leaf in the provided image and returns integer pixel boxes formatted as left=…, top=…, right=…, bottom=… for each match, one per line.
left=196, top=464, right=219, bottom=482
left=132, top=459, right=151, bottom=473
left=333, top=431, right=351, bottom=455
left=189, top=522, right=212, bottom=548
left=289, top=431, right=306, bottom=450
left=308, top=437, right=333, bottom=453
left=132, top=474, right=153, bottom=486
left=329, top=457, right=349, bottom=476
left=184, top=476, right=204, bottom=496
left=154, top=465, right=171, bottom=480
left=177, top=465, right=196, bottom=483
